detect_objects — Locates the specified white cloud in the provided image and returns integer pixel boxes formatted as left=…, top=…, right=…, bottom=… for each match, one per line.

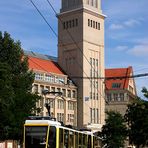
left=128, top=45, right=148, bottom=57
left=124, top=19, right=141, bottom=27
left=109, top=24, right=124, bottom=30
left=115, top=46, right=129, bottom=51
left=109, top=19, right=141, bottom=30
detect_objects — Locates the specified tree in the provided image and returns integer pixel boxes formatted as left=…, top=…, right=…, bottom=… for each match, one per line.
left=125, top=88, right=148, bottom=148
left=100, top=111, right=127, bottom=148
left=0, top=31, right=41, bottom=140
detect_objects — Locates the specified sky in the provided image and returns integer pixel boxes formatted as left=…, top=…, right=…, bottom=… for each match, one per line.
left=0, top=0, right=148, bottom=97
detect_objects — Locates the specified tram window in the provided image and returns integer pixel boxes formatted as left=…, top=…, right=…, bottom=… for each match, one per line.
left=83, top=134, right=87, bottom=146
left=69, top=131, right=74, bottom=148
left=75, top=132, right=78, bottom=148
left=59, top=128, right=64, bottom=148
left=88, top=135, right=91, bottom=148
left=48, top=126, right=56, bottom=148
left=79, top=133, right=82, bottom=147
left=25, top=126, right=48, bottom=148
left=64, top=129, right=69, bottom=148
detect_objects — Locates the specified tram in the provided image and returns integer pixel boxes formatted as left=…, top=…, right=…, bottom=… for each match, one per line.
left=23, top=116, right=102, bottom=148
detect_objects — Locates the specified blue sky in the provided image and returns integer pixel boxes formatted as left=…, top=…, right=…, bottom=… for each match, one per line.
left=0, top=0, right=148, bottom=97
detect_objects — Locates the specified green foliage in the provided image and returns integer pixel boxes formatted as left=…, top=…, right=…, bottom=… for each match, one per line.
left=0, top=31, right=41, bottom=140
left=142, top=87, right=148, bottom=99
left=101, top=111, right=127, bottom=148
left=125, top=91, right=148, bottom=148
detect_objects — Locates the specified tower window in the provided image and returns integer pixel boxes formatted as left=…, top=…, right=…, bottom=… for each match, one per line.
left=98, top=23, right=100, bottom=30
left=93, top=21, right=95, bottom=28
left=90, top=20, right=92, bottom=27
left=96, top=22, right=98, bottom=29
left=88, top=19, right=90, bottom=26
left=63, top=18, right=78, bottom=30
left=75, top=19, right=78, bottom=26
left=63, top=22, right=66, bottom=29
left=88, top=19, right=100, bottom=30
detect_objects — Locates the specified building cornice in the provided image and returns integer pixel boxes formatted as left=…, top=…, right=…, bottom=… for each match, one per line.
left=58, top=7, right=106, bottom=19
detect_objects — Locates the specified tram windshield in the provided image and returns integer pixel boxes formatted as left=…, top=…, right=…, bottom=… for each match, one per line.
left=25, top=126, right=48, bottom=148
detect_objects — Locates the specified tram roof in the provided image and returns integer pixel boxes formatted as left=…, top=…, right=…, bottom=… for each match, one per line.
left=25, top=119, right=61, bottom=126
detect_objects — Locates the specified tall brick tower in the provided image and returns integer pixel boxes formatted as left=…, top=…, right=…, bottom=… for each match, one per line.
left=58, top=0, right=105, bottom=129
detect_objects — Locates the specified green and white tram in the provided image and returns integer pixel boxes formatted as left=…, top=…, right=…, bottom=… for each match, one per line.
left=23, top=116, right=102, bottom=148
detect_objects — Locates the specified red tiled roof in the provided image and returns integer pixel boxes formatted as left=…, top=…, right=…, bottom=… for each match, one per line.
left=105, top=67, right=133, bottom=90
left=28, top=56, right=65, bottom=75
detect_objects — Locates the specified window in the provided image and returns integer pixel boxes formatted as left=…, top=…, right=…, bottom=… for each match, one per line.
left=51, top=87, right=55, bottom=92
left=57, top=113, right=64, bottom=122
left=93, top=21, right=95, bottom=28
left=68, top=101, right=74, bottom=110
left=63, top=18, right=78, bottom=29
left=96, top=81, right=98, bottom=89
left=88, top=19, right=100, bottom=30
left=57, top=88, right=61, bottom=92
left=93, top=93, right=95, bottom=100
left=120, top=93, right=124, bottom=101
left=62, top=89, right=66, bottom=97
left=113, top=93, right=118, bottom=101
left=96, top=109, right=99, bottom=123
left=48, top=126, right=56, bottom=148
left=35, top=73, right=44, bottom=81
left=96, top=59, right=98, bottom=67
left=91, top=20, right=92, bottom=27
left=63, top=22, right=66, bottom=29
left=96, top=22, right=98, bottom=29
left=90, top=92, right=92, bottom=99
left=33, top=84, right=38, bottom=93
left=67, top=90, right=71, bottom=98
left=88, top=19, right=90, bottom=26
left=112, top=83, right=121, bottom=88
left=107, top=93, right=112, bottom=101
left=96, top=93, right=98, bottom=100
left=68, top=114, right=74, bottom=122
left=58, top=100, right=64, bottom=109
left=72, top=90, right=76, bottom=98
left=75, top=19, right=78, bottom=26
left=98, top=23, right=100, bottom=30
left=59, top=129, right=64, bottom=148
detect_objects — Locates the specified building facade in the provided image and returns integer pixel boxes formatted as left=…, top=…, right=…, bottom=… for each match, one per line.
left=26, top=51, right=77, bottom=126
left=58, top=0, right=106, bottom=129
left=105, top=67, right=137, bottom=117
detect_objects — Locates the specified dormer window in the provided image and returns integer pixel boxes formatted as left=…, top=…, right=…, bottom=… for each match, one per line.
left=112, top=83, right=121, bottom=88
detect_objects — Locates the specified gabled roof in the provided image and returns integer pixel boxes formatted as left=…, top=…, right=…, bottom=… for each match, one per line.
left=105, top=66, right=133, bottom=90
left=28, top=56, right=65, bottom=75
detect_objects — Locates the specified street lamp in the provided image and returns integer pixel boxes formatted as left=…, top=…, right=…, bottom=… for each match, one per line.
left=42, top=89, right=63, bottom=117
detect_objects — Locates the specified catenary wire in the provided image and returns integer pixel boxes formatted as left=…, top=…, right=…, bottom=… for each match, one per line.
left=29, top=0, right=106, bottom=105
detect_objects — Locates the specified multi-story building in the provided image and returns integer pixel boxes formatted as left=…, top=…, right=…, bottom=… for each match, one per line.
left=58, top=0, right=106, bottom=129
left=105, top=66, right=137, bottom=116
left=26, top=51, right=77, bottom=126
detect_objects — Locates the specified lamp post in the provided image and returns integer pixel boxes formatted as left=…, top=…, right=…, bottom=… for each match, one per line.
left=42, top=89, right=63, bottom=117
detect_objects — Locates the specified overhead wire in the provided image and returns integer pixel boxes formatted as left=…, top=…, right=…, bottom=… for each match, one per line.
left=45, top=0, right=108, bottom=105
left=28, top=0, right=109, bottom=125
left=29, top=0, right=104, bottom=99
